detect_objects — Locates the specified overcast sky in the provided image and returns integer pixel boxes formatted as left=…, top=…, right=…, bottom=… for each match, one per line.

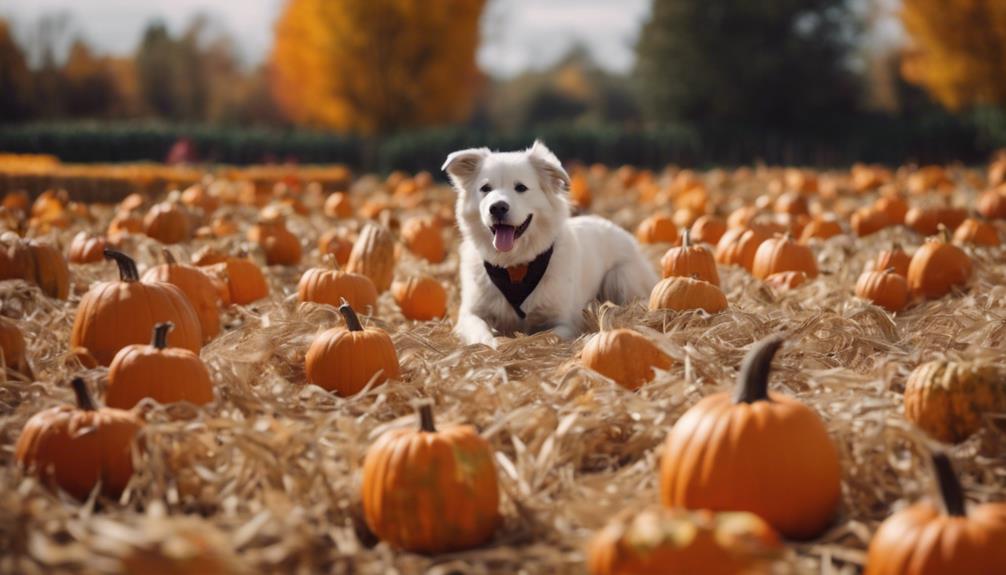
left=0, top=0, right=651, bottom=77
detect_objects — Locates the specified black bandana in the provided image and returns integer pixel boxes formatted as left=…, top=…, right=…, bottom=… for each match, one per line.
left=483, top=245, right=554, bottom=319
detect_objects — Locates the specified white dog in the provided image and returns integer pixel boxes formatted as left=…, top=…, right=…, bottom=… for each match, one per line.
left=442, top=141, right=657, bottom=347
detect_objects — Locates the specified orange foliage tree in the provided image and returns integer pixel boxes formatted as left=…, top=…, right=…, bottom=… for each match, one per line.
left=270, top=0, right=486, bottom=134
left=900, top=0, right=1006, bottom=110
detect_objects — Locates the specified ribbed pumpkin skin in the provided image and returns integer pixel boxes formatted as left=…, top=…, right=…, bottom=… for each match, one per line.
left=855, top=269, right=909, bottom=312
left=391, top=276, right=447, bottom=321
left=952, top=218, right=1000, bottom=246
left=401, top=216, right=445, bottom=263
left=904, top=361, right=1006, bottom=443
left=361, top=416, right=500, bottom=553
left=581, top=328, right=673, bottom=390
left=715, top=227, right=770, bottom=271
left=587, top=507, right=782, bottom=575
left=660, top=232, right=720, bottom=285
left=209, top=258, right=269, bottom=305
left=906, top=238, right=972, bottom=299
left=298, top=267, right=378, bottom=312
left=142, top=259, right=222, bottom=342
left=106, top=329, right=213, bottom=409
left=868, top=244, right=911, bottom=277
left=347, top=224, right=396, bottom=292
left=305, top=319, right=400, bottom=396
left=0, top=237, right=70, bottom=299
left=689, top=215, right=727, bottom=246
left=649, top=277, right=728, bottom=313
left=0, top=316, right=31, bottom=378
left=71, top=281, right=202, bottom=367
left=68, top=232, right=107, bottom=264
left=144, top=203, right=191, bottom=245
left=751, top=236, right=818, bottom=280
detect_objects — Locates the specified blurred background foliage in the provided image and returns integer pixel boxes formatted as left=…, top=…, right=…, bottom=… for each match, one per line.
left=0, top=0, right=1004, bottom=168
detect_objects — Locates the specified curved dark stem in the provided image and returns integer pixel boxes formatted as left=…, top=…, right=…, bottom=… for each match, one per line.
left=931, top=451, right=967, bottom=517
left=681, top=228, right=691, bottom=248
left=338, top=300, right=363, bottom=332
left=151, top=322, right=173, bottom=349
left=418, top=404, right=436, bottom=433
left=162, top=248, right=177, bottom=265
left=103, top=249, right=139, bottom=282
left=71, top=377, right=96, bottom=411
left=733, top=336, right=785, bottom=404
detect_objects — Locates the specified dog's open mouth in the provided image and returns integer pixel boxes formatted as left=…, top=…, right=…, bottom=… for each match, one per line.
left=491, top=214, right=533, bottom=252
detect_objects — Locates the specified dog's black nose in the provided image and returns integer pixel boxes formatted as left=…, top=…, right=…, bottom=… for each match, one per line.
left=489, top=201, right=509, bottom=219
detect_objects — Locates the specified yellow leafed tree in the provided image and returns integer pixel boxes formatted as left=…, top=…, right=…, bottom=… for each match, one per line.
left=270, top=0, right=486, bottom=134
left=900, top=0, right=1006, bottom=110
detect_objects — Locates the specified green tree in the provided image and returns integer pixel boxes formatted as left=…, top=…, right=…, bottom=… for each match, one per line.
left=635, top=0, right=860, bottom=131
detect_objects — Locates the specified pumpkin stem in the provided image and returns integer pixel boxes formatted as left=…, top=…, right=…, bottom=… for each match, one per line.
left=883, top=267, right=897, bottom=275
left=681, top=228, right=691, bottom=248
left=151, top=322, right=173, bottom=349
left=937, top=224, right=950, bottom=243
left=418, top=403, right=436, bottom=433
left=931, top=451, right=966, bottom=517
left=733, top=336, right=784, bottom=404
left=71, top=377, right=97, bottom=411
left=162, top=248, right=177, bottom=265
left=103, top=249, right=140, bottom=282
left=339, top=300, right=364, bottom=331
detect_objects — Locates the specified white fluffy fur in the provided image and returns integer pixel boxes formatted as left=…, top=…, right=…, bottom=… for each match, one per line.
left=443, top=141, right=658, bottom=347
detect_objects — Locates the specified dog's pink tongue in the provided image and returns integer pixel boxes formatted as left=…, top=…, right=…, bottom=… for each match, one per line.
left=493, top=226, right=515, bottom=252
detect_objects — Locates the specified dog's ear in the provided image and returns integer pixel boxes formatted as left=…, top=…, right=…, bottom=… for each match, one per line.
left=442, top=147, right=490, bottom=189
left=527, top=140, right=570, bottom=194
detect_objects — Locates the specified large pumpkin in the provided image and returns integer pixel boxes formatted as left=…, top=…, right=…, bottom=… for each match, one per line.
left=361, top=403, right=500, bottom=553
left=400, top=216, right=445, bottom=263
left=106, top=322, right=214, bottom=409
left=865, top=452, right=1006, bottom=574
left=906, top=230, right=972, bottom=299
left=587, top=507, right=782, bottom=575
left=904, top=360, right=1005, bottom=443
left=142, top=249, right=222, bottom=342
left=15, top=377, right=143, bottom=500
left=0, top=233, right=70, bottom=299
left=751, top=234, right=818, bottom=279
left=0, top=315, right=32, bottom=379
left=660, top=230, right=720, bottom=285
left=304, top=303, right=400, bottom=396
left=298, top=265, right=378, bottom=312
left=660, top=336, right=842, bottom=539
left=649, top=276, right=728, bottom=314
left=346, top=223, right=396, bottom=292
left=581, top=326, right=673, bottom=390
left=391, top=276, right=447, bottom=321
left=70, top=250, right=202, bottom=366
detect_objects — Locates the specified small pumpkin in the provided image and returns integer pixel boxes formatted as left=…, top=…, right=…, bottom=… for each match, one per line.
left=0, top=316, right=32, bottom=379
left=207, top=257, right=269, bottom=306
left=906, top=229, right=972, bottom=299
left=108, top=212, right=144, bottom=237
left=689, top=215, right=727, bottom=246
left=649, top=276, right=728, bottom=314
left=144, top=202, right=191, bottom=245
left=304, top=302, right=400, bottom=396
left=905, top=206, right=967, bottom=236
left=873, top=193, right=909, bottom=225
left=660, top=229, right=720, bottom=285
left=400, top=215, right=445, bottom=263
left=587, top=507, right=782, bottom=575
left=0, top=233, right=70, bottom=299
left=15, top=377, right=143, bottom=501
left=68, top=231, right=107, bottom=264
left=581, top=323, right=672, bottom=390
left=318, top=228, right=354, bottom=266
left=751, top=234, right=818, bottom=280
left=977, top=188, right=1006, bottom=220
left=660, top=336, right=842, bottom=539
left=392, top=276, right=447, bottom=321
left=952, top=217, right=1000, bottom=246
left=726, top=206, right=759, bottom=229
left=346, top=223, right=396, bottom=292
left=798, top=216, right=843, bottom=243
left=773, top=191, right=809, bottom=216
left=247, top=220, right=302, bottom=266
left=361, top=402, right=500, bottom=553
left=904, top=360, right=1005, bottom=443
left=141, top=250, right=222, bottom=342
left=635, top=213, right=678, bottom=244
left=180, top=184, right=220, bottom=214
left=867, top=242, right=911, bottom=277
left=864, top=451, right=1006, bottom=574
left=714, top=227, right=770, bottom=272
left=70, top=250, right=202, bottom=366
left=851, top=207, right=891, bottom=237
left=569, top=171, right=593, bottom=209
left=764, top=270, right=808, bottom=291
left=298, top=263, right=378, bottom=312
left=855, top=268, right=909, bottom=312
left=106, top=322, right=214, bottom=409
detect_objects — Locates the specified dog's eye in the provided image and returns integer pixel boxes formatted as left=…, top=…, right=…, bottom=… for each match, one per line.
left=514, top=183, right=528, bottom=193
left=479, top=184, right=492, bottom=193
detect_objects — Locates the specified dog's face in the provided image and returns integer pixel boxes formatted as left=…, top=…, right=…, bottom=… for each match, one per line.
left=443, top=141, right=571, bottom=266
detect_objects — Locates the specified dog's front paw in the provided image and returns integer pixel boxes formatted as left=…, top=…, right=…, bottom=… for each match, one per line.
left=455, top=317, right=498, bottom=349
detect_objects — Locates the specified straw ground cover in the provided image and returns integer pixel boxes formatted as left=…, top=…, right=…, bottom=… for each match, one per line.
left=1, top=166, right=1004, bottom=574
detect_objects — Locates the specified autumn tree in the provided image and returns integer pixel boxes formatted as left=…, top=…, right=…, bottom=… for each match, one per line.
left=900, top=0, right=1006, bottom=110
left=269, top=0, right=486, bottom=134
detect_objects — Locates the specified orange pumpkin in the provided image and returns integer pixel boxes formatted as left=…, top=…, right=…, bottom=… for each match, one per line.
left=635, top=214, right=678, bottom=244
left=660, top=230, right=719, bottom=285
left=0, top=316, right=32, bottom=379
left=141, top=250, right=222, bottom=342
left=15, top=377, right=143, bottom=501
left=569, top=172, right=592, bottom=209
left=764, top=271, right=808, bottom=291
left=660, top=336, right=841, bottom=539
left=247, top=220, right=302, bottom=266
left=714, top=227, right=770, bottom=272
left=108, top=212, right=144, bottom=237
left=851, top=207, right=891, bottom=237
left=208, top=257, right=269, bottom=306
left=346, top=223, right=396, bottom=292
left=144, top=202, right=191, bottom=245
left=649, top=276, right=728, bottom=313
left=106, top=323, right=214, bottom=409
left=304, top=303, right=400, bottom=396
left=180, top=184, right=220, bottom=214
left=392, top=276, right=447, bottom=321
left=298, top=265, right=378, bottom=312
left=587, top=507, right=782, bottom=575
left=952, top=218, right=999, bottom=246
left=727, top=206, right=759, bottom=229
left=0, top=234, right=70, bottom=299
left=400, top=215, right=445, bottom=263
left=318, top=228, right=354, bottom=266
left=868, top=242, right=911, bottom=277
left=581, top=326, right=672, bottom=390
left=907, top=230, right=972, bottom=299
left=68, top=232, right=107, bottom=264
left=798, top=216, right=843, bottom=243
left=70, top=250, right=202, bottom=366
left=905, top=206, right=967, bottom=236
left=689, top=215, right=727, bottom=245
left=773, top=191, right=809, bottom=216
left=904, top=360, right=1005, bottom=444
left=865, top=452, right=1006, bottom=574
left=977, top=188, right=1006, bottom=220
left=855, top=268, right=909, bottom=312
left=361, top=403, right=500, bottom=553
left=874, top=193, right=909, bottom=225
left=751, top=234, right=818, bottom=279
